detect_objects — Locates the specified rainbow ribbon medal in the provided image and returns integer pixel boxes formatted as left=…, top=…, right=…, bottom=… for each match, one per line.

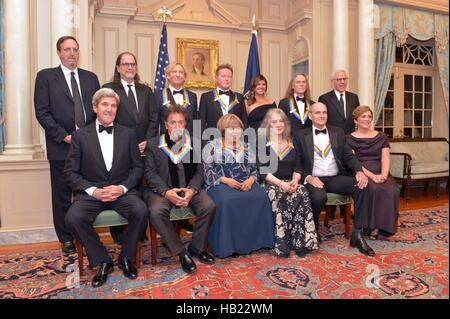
left=162, top=88, right=191, bottom=109
left=267, top=140, right=294, bottom=160
left=213, top=89, right=239, bottom=114
left=158, top=134, right=193, bottom=164
left=314, top=143, right=332, bottom=159
left=289, top=96, right=309, bottom=124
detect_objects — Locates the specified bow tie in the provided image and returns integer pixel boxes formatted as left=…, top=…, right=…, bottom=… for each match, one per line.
left=315, top=128, right=327, bottom=135
left=99, top=125, right=113, bottom=134
left=296, top=96, right=306, bottom=103
left=219, top=90, right=230, bottom=96
left=172, top=89, right=183, bottom=95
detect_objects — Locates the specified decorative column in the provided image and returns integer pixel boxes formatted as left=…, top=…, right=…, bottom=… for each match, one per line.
left=1, top=0, right=34, bottom=159
left=51, top=0, right=75, bottom=67
left=358, top=0, right=375, bottom=108
left=333, top=0, right=349, bottom=72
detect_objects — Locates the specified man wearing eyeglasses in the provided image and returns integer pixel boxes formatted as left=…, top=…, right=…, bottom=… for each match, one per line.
left=318, top=69, right=360, bottom=135
left=103, top=52, right=159, bottom=156
left=34, top=36, right=100, bottom=255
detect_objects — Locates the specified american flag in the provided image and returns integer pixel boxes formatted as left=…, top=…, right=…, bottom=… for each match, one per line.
left=154, top=23, right=169, bottom=92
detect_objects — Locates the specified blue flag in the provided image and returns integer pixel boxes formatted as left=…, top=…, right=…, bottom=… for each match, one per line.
left=243, top=31, right=260, bottom=96
left=154, top=23, right=169, bottom=92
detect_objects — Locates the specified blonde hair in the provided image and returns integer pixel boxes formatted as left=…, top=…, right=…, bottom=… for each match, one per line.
left=217, top=114, right=244, bottom=136
left=164, top=62, right=186, bottom=87
left=259, top=108, right=291, bottom=142
left=352, top=105, right=373, bottom=120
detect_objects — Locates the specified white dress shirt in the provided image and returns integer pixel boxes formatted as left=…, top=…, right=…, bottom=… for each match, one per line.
left=310, top=125, right=339, bottom=178
left=293, top=93, right=306, bottom=119
left=334, top=89, right=347, bottom=118
left=122, top=79, right=139, bottom=112
left=169, top=85, right=185, bottom=106
left=85, top=120, right=128, bottom=196
left=60, top=65, right=86, bottom=127
left=217, top=87, right=230, bottom=113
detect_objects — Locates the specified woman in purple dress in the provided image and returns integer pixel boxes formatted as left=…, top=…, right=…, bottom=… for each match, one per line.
left=346, top=106, right=399, bottom=239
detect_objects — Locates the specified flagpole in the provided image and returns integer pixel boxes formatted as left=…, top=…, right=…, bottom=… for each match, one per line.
left=154, top=7, right=173, bottom=92
left=243, top=14, right=260, bottom=96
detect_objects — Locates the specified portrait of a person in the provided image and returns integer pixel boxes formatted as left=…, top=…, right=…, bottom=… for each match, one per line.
left=191, top=52, right=206, bottom=76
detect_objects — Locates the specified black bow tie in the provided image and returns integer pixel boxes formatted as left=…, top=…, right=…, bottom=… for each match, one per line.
left=99, top=125, right=113, bottom=134
left=296, top=96, right=306, bottom=103
left=172, top=89, right=183, bottom=95
left=219, top=90, right=230, bottom=96
left=315, top=128, right=327, bottom=135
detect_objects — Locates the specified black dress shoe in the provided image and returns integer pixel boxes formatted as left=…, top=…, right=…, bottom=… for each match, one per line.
left=230, top=253, right=240, bottom=258
left=187, top=246, right=215, bottom=264
left=179, top=252, right=197, bottom=274
left=118, top=257, right=138, bottom=279
left=350, top=232, right=376, bottom=257
left=62, top=241, right=76, bottom=255
left=92, top=262, right=114, bottom=288
left=295, top=248, right=309, bottom=258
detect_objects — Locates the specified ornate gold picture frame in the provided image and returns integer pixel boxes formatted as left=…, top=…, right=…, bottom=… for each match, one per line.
left=177, top=38, right=219, bottom=89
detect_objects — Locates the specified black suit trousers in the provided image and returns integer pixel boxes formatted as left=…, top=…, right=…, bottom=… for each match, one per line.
left=65, top=193, right=148, bottom=267
left=148, top=190, right=216, bottom=256
left=305, top=176, right=368, bottom=232
left=49, top=160, right=73, bottom=243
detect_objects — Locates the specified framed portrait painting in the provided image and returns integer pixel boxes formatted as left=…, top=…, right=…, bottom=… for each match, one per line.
left=177, top=38, right=219, bottom=89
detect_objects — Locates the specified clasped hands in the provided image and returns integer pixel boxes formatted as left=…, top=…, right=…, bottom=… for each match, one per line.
left=93, top=185, right=124, bottom=202
left=164, top=188, right=196, bottom=207
left=221, top=177, right=255, bottom=192
left=279, top=179, right=298, bottom=193
left=370, top=174, right=387, bottom=184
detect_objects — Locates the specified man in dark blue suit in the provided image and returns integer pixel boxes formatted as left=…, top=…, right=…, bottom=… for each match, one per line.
left=34, top=36, right=100, bottom=254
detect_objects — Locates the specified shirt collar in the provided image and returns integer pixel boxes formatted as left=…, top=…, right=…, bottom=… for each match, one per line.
left=96, top=120, right=114, bottom=131
left=312, top=125, right=328, bottom=133
left=121, top=79, right=135, bottom=88
left=334, top=89, right=345, bottom=99
left=169, top=85, right=183, bottom=93
left=61, top=64, right=78, bottom=77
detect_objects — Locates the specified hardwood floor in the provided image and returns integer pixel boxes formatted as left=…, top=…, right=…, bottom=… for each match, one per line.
left=0, top=188, right=447, bottom=255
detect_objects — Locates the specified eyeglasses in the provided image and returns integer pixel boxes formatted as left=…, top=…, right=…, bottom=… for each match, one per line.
left=121, top=63, right=137, bottom=68
left=335, top=77, right=348, bottom=82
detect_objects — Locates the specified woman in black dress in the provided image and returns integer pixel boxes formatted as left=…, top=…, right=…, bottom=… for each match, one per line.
left=244, top=74, right=277, bottom=131
left=346, top=106, right=399, bottom=239
left=259, top=108, right=319, bottom=257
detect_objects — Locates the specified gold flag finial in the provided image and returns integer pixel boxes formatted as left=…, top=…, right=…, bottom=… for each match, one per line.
left=252, top=14, right=257, bottom=31
left=157, top=7, right=173, bottom=23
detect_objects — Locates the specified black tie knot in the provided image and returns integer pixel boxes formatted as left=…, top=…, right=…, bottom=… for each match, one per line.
left=315, top=128, right=327, bottom=135
left=219, top=90, right=230, bottom=96
left=296, top=96, right=306, bottom=103
left=172, top=89, right=183, bottom=95
left=99, top=125, right=113, bottom=134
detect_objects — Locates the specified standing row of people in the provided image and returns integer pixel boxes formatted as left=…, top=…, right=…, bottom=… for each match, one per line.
left=34, top=36, right=399, bottom=288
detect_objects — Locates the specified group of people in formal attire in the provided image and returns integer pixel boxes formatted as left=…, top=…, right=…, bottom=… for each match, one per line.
left=34, top=36, right=399, bottom=288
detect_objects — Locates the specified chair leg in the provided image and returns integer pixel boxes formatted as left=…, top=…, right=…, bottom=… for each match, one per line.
left=323, top=206, right=331, bottom=227
left=136, top=241, right=141, bottom=269
left=405, top=179, right=411, bottom=203
left=75, top=240, right=84, bottom=277
left=150, top=225, right=157, bottom=266
left=423, top=181, right=430, bottom=192
left=344, top=204, right=351, bottom=239
left=435, top=179, right=440, bottom=200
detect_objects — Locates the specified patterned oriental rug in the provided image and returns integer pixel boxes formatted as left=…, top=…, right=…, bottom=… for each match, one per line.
left=0, top=206, right=447, bottom=299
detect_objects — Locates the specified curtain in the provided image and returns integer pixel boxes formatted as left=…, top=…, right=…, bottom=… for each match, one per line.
left=374, top=33, right=396, bottom=124
left=435, top=14, right=449, bottom=115
left=0, top=0, right=5, bottom=153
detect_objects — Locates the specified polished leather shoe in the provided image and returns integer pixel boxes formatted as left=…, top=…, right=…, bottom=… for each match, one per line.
left=118, top=257, right=138, bottom=279
left=187, top=246, right=215, bottom=264
left=92, top=262, right=114, bottom=288
left=179, top=252, right=197, bottom=274
left=350, top=232, right=375, bottom=257
left=61, top=241, right=76, bottom=255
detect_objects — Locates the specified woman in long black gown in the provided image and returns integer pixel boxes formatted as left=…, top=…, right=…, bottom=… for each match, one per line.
left=244, top=74, right=276, bottom=131
left=346, top=106, right=399, bottom=239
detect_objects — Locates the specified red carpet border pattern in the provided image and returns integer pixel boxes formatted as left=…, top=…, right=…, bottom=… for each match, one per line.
left=0, top=206, right=447, bottom=299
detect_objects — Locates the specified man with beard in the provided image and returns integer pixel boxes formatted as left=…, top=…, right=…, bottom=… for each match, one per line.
left=144, top=105, right=216, bottom=274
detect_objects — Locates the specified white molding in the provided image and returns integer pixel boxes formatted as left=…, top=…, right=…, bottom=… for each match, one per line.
left=207, top=0, right=242, bottom=26
left=286, top=8, right=313, bottom=30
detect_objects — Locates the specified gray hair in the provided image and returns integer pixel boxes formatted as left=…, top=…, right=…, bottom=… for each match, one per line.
left=331, top=69, right=348, bottom=80
left=260, top=108, right=291, bottom=142
left=92, top=88, right=120, bottom=106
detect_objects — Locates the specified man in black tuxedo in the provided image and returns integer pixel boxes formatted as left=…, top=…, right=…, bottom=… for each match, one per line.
left=145, top=105, right=216, bottom=274
left=318, top=69, right=360, bottom=134
left=156, top=62, right=198, bottom=137
left=279, top=73, right=313, bottom=133
left=64, top=88, right=148, bottom=288
left=102, top=51, right=158, bottom=156
left=34, top=36, right=100, bottom=255
left=294, top=102, right=375, bottom=257
left=199, top=64, right=246, bottom=134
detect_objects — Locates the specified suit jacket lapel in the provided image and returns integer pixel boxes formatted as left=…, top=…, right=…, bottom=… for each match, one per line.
left=136, top=84, right=147, bottom=120
left=86, top=124, right=109, bottom=176
left=118, top=86, right=137, bottom=123
left=54, top=67, right=73, bottom=101
left=78, top=70, right=91, bottom=115
left=109, top=125, right=123, bottom=177
left=328, top=127, right=342, bottom=170
left=330, top=91, right=345, bottom=119
left=304, top=129, right=315, bottom=170
left=344, top=92, right=353, bottom=119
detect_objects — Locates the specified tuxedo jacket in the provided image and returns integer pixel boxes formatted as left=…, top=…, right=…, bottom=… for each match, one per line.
left=155, top=89, right=198, bottom=135
left=34, top=66, right=100, bottom=160
left=199, top=90, right=247, bottom=132
left=144, top=136, right=204, bottom=197
left=293, top=125, right=362, bottom=184
left=279, top=96, right=313, bottom=134
left=318, top=90, right=360, bottom=134
left=102, top=82, right=159, bottom=142
left=64, top=122, right=143, bottom=201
